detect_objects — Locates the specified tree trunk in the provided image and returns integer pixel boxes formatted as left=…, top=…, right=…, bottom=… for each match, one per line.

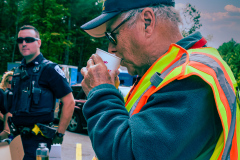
left=64, top=17, right=70, bottom=64
left=64, top=4, right=71, bottom=64
left=78, top=37, right=84, bottom=71
left=12, top=0, right=19, bottom=62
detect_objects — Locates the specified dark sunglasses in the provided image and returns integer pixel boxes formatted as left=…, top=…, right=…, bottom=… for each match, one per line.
left=7, top=80, right=12, bottom=84
left=17, top=37, right=40, bottom=44
left=105, top=15, right=132, bottom=45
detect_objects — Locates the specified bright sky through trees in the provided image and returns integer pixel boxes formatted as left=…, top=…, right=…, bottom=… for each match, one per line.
left=176, top=0, right=240, bottom=48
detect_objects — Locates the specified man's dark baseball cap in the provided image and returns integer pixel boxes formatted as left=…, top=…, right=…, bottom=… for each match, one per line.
left=81, top=0, right=175, bottom=37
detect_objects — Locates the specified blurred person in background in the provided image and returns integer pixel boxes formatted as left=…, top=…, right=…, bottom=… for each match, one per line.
left=0, top=71, right=13, bottom=140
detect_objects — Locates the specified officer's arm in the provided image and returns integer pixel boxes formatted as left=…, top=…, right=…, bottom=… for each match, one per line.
left=3, top=112, right=11, bottom=131
left=0, top=112, right=11, bottom=140
left=0, top=112, right=3, bottom=121
left=57, top=92, right=75, bottom=134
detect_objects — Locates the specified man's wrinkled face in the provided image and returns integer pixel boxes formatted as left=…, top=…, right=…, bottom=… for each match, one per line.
left=107, top=15, right=149, bottom=76
left=18, top=29, right=41, bottom=58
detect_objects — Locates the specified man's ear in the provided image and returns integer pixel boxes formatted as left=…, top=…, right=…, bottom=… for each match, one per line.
left=38, top=39, right=41, bottom=48
left=141, top=8, right=155, bottom=37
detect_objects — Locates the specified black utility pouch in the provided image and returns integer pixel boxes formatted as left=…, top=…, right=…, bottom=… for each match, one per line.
left=21, top=127, right=33, bottom=138
left=21, top=90, right=29, bottom=111
left=32, top=88, right=41, bottom=105
left=21, top=70, right=29, bottom=80
left=8, top=117, right=20, bottom=137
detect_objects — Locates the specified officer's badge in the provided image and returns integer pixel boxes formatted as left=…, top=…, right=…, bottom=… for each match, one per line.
left=54, top=65, right=66, bottom=78
left=33, top=66, right=40, bottom=73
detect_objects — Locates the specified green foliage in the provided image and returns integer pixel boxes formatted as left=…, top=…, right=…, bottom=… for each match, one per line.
left=18, top=0, right=72, bottom=64
left=0, top=0, right=104, bottom=74
left=218, top=39, right=240, bottom=86
left=0, top=0, right=19, bottom=74
left=181, top=3, right=202, bottom=37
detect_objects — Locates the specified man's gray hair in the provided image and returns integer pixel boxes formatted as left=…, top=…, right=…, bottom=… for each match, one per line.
left=121, top=4, right=181, bottom=28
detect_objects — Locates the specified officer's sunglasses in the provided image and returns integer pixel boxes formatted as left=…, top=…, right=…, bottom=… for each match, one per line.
left=105, top=15, right=132, bottom=45
left=17, top=37, right=40, bottom=44
left=7, top=80, right=12, bottom=84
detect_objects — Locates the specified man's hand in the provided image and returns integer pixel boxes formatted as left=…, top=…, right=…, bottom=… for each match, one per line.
left=52, top=134, right=63, bottom=144
left=0, top=131, right=9, bottom=140
left=0, top=112, right=4, bottom=121
left=81, top=54, right=120, bottom=96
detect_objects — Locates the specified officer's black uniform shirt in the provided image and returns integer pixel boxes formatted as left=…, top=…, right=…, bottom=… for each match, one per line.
left=12, top=53, right=72, bottom=126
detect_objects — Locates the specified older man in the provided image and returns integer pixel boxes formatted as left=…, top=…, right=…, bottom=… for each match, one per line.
left=80, top=0, right=239, bottom=159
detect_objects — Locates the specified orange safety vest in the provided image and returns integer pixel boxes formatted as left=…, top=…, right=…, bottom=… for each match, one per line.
left=125, top=44, right=240, bottom=159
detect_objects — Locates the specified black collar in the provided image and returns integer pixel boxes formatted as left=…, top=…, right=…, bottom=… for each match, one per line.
left=21, top=53, right=44, bottom=68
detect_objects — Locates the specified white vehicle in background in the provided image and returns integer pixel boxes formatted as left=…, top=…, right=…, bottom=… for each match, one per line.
left=119, top=85, right=132, bottom=97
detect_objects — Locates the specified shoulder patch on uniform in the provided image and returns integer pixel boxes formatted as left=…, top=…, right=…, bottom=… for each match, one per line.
left=54, top=65, right=66, bottom=78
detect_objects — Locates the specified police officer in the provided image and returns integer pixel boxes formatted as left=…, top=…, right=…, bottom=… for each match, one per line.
left=9, top=25, right=75, bottom=160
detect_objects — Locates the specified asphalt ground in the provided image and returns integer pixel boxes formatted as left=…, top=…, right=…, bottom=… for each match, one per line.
left=61, top=130, right=95, bottom=160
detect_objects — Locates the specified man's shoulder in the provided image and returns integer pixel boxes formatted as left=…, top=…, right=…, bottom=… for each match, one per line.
left=41, top=59, right=57, bottom=66
left=39, top=58, right=58, bottom=70
left=41, top=62, right=66, bottom=79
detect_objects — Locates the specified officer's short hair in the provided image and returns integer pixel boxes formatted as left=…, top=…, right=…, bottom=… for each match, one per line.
left=19, top=25, right=40, bottom=38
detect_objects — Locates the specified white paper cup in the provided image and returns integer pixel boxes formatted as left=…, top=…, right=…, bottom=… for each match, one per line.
left=96, top=48, right=121, bottom=72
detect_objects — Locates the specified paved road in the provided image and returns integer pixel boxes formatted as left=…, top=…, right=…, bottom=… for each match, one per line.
left=61, top=130, right=95, bottom=160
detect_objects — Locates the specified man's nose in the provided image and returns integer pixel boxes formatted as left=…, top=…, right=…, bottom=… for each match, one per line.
left=22, top=40, right=27, bottom=45
left=108, top=42, right=117, bottom=54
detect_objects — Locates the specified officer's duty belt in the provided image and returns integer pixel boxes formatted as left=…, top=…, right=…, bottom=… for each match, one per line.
left=17, top=123, right=56, bottom=139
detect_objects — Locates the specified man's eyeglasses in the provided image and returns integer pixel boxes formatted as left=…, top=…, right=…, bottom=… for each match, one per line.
left=7, top=80, right=12, bottom=84
left=17, top=37, right=40, bottom=44
left=105, top=15, right=132, bottom=45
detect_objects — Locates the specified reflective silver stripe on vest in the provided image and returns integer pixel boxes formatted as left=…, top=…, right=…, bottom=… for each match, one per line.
left=190, top=54, right=236, bottom=159
left=129, top=85, right=153, bottom=116
left=161, top=53, right=187, bottom=80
